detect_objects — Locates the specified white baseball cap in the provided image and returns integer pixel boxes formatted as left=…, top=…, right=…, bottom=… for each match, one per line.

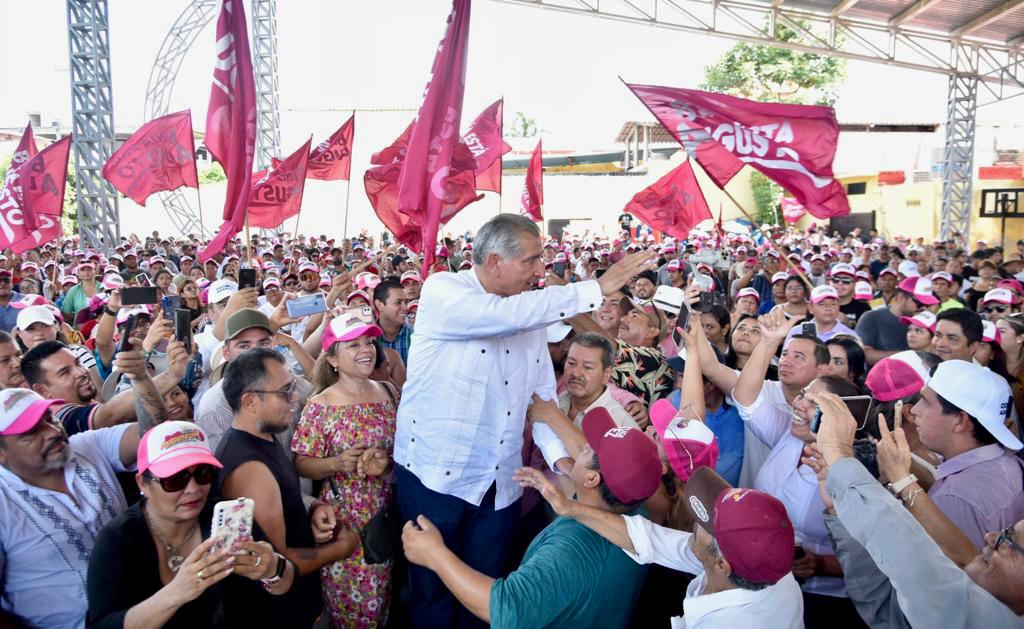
left=16, top=305, right=56, bottom=331
left=810, top=285, right=839, bottom=304
left=652, top=285, right=685, bottom=314
left=854, top=281, right=873, bottom=301
left=736, top=287, right=761, bottom=303
left=829, top=263, right=856, bottom=278
left=546, top=321, right=573, bottom=344
left=400, top=270, right=422, bottom=284
left=926, top=360, right=1022, bottom=450
left=982, top=288, right=1016, bottom=305
left=897, top=260, right=920, bottom=277
left=900, top=310, right=937, bottom=331
left=208, top=279, right=237, bottom=305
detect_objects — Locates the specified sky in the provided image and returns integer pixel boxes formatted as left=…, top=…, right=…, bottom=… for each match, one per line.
left=1, top=0, right=1018, bottom=149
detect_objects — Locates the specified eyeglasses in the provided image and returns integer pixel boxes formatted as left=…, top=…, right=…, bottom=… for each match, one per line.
left=154, top=464, right=215, bottom=493
left=250, top=380, right=300, bottom=402
left=983, top=305, right=1010, bottom=314
left=996, top=526, right=1024, bottom=557
left=831, top=278, right=854, bottom=286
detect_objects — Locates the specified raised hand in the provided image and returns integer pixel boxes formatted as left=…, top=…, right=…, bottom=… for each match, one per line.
left=513, top=467, right=573, bottom=517
left=757, top=307, right=801, bottom=344
left=877, top=416, right=912, bottom=484
left=597, top=250, right=657, bottom=297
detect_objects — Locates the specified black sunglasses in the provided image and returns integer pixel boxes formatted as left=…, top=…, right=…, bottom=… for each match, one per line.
left=153, top=464, right=215, bottom=493
left=983, top=305, right=1010, bottom=314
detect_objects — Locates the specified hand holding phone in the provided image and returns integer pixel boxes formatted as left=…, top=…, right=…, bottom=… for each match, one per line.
left=211, top=498, right=254, bottom=553
left=802, top=321, right=817, bottom=338
left=238, top=268, right=257, bottom=290
left=121, top=286, right=159, bottom=306
left=286, top=293, right=328, bottom=318
left=174, top=309, right=192, bottom=354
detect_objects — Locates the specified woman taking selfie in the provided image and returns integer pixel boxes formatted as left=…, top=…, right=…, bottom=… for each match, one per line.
left=87, top=422, right=294, bottom=628
left=292, top=312, right=398, bottom=628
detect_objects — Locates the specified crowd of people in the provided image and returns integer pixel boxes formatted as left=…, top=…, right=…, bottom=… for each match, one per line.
left=0, top=215, right=1021, bottom=628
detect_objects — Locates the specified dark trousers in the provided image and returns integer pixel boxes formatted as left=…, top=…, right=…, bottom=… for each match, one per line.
left=802, top=592, right=868, bottom=629
left=397, top=466, right=520, bottom=629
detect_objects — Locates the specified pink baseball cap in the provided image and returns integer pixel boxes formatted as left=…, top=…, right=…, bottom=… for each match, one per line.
left=854, top=281, right=873, bottom=301
left=407, top=300, right=419, bottom=312
left=983, top=319, right=1001, bottom=344
left=400, top=270, right=422, bottom=284
left=683, top=466, right=795, bottom=585
left=865, top=351, right=930, bottom=401
left=665, top=259, right=682, bottom=272
left=810, top=284, right=839, bottom=304
left=11, top=294, right=48, bottom=310
left=900, top=310, right=937, bottom=331
left=322, top=312, right=383, bottom=351
left=898, top=276, right=938, bottom=305
left=829, top=263, right=856, bottom=278
left=137, top=421, right=222, bottom=478
left=581, top=408, right=661, bottom=504
left=0, top=389, right=64, bottom=436
left=345, top=289, right=371, bottom=305
left=649, top=399, right=719, bottom=481
left=101, top=274, right=124, bottom=290
left=982, top=288, right=1016, bottom=305
left=736, top=287, right=760, bottom=303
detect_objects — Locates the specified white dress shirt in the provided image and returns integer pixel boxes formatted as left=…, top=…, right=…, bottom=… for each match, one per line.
left=622, top=515, right=804, bottom=628
left=393, top=268, right=604, bottom=509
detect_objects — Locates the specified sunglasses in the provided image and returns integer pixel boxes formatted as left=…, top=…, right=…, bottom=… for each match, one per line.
left=983, top=305, right=1010, bottom=314
left=154, top=464, right=215, bottom=493
left=996, top=526, right=1024, bottom=557
left=831, top=278, right=854, bottom=286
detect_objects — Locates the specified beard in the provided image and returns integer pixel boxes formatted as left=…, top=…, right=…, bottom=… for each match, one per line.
left=41, top=438, right=70, bottom=470
left=257, top=418, right=290, bottom=435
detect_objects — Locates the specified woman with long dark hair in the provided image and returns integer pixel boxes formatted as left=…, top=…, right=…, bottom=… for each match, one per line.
left=825, top=335, right=866, bottom=386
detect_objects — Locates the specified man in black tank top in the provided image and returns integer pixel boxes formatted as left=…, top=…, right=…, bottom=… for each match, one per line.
left=214, top=348, right=360, bottom=627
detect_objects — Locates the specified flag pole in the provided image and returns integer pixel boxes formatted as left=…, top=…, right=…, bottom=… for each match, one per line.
left=341, top=108, right=356, bottom=240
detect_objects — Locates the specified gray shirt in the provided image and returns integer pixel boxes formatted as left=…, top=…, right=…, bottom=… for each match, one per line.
left=855, top=307, right=908, bottom=352
left=826, top=458, right=1023, bottom=628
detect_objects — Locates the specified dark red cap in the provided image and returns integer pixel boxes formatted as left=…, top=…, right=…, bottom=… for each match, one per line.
left=683, top=466, right=794, bottom=584
left=582, top=408, right=661, bottom=505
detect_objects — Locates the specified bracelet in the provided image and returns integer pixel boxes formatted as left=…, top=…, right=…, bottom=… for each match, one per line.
left=261, top=552, right=287, bottom=585
left=901, top=487, right=924, bottom=508
left=103, top=306, right=117, bottom=317
left=887, top=474, right=918, bottom=496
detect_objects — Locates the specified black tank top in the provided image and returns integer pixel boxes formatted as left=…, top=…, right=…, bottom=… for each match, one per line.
left=214, top=428, right=322, bottom=628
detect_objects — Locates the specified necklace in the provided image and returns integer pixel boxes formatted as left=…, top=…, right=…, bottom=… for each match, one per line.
left=145, top=506, right=198, bottom=573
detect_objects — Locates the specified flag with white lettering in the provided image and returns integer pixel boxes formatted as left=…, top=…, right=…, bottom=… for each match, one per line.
left=0, top=136, right=71, bottom=253
left=626, top=83, right=850, bottom=219
left=248, top=138, right=311, bottom=228
left=307, top=115, right=354, bottom=181
left=463, top=99, right=511, bottom=193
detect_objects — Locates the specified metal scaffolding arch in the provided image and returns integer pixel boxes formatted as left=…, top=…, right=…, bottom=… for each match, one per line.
left=251, top=0, right=282, bottom=171
left=66, top=0, right=120, bottom=249
left=144, top=0, right=218, bottom=238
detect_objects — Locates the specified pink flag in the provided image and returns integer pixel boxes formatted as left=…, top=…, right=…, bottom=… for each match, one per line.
left=102, top=111, right=198, bottom=205
left=0, top=136, right=72, bottom=253
left=626, top=83, right=850, bottom=219
left=622, top=161, right=711, bottom=241
left=463, top=99, right=511, bottom=193
left=12, top=124, right=38, bottom=169
left=520, top=140, right=543, bottom=222
left=780, top=196, right=806, bottom=222
left=200, top=0, right=257, bottom=261
left=248, top=138, right=311, bottom=228
left=397, top=0, right=476, bottom=272
left=307, top=115, right=354, bottom=181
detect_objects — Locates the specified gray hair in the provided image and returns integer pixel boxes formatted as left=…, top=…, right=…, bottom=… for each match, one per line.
left=472, top=215, right=541, bottom=265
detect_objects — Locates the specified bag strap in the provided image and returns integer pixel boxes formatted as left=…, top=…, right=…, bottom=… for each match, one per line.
left=380, top=380, right=400, bottom=405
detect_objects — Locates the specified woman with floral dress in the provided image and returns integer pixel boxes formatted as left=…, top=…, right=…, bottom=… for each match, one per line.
left=292, top=311, right=397, bottom=628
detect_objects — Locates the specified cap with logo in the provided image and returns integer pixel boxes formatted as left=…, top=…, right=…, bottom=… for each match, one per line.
left=982, top=319, right=1001, bottom=344
left=649, top=399, right=718, bottom=481
left=322, top=312, right=383, bottom=351
left=771, top=272, right=790, bottom=284
left=926, top=360, right=1022, bottom=450
left=897, top=260, right=920, bottom=278
left=982, top=288, right=1016, bottom=305
left=854, top=281, right=873, bottom=301
left=737, top=287, right=761, bottom=303
left=828, top=263, right=856, bottom=278
left=810, top=285, right=839, bottom=304
left=208, top=279, right=238, bottom=305
left=581, top=408, right=661, bottom=504
left=0, top=389, right=64, bottom=436
left=137, top=421, right=222, bottom=478
left=865, top=351, right=930, bottom=402
left=652, top=285, right=685, bottom=315
left=899, top=310, right=937, bottom=331
left=683, top=466, right=795, bottom=584
left=897, top=276, right=938, bottom=305
left=400, top=270, right=422, bottom=284
left=224, top=308, right=273, bottom=341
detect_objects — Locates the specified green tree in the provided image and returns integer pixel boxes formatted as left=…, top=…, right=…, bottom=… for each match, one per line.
left=508, top=112, right=539, bottom=138
left=198, top=162, right=226, bottom=184
left=701, top=20, right=845, bottom=224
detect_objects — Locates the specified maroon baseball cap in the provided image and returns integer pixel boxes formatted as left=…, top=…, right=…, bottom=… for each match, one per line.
left=683, top=466, right=795, bottom=584
left=581, top=408, right=661, bottom=505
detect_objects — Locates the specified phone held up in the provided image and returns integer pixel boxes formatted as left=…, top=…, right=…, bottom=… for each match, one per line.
left=211, top=498, right=254, bottom=553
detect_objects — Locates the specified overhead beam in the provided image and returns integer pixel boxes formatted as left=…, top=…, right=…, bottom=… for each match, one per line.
left=889, top=0, right=942, bottom=27
left=830, top=0, right=860, bottom=18
left=770, top=0, right=786, bottom=7
left=952, top=0, right=1024, bottom=38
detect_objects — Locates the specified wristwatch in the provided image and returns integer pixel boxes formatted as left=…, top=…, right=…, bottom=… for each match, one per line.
left=887, top=474, right=918, bottom=496
left=260, top=552, right=287, bottom=585
left=103, top=306, right=118, bottom=317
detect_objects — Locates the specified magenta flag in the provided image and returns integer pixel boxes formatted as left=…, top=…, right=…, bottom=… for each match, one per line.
left=781, top=196, right=806, bottom=222
left=307, top=115, right=354, bottom=181
left=102, top=111, right=198, bottom=205
left=626, top=83, right=850, bottom=219
left=0, top=136, right=72, bottom=253
left=463, top=99, right=511, bottom=194
left=520, top=140, right=543, bottom=222
left=623, top=161, right=712, bottom=241
left=12, top=124, right=38, bottom=169
left=397, top=0, right=476, bottom=272
left=200, top=0, right=257, bottom=261
left=248, top=138, right=311, bottom=228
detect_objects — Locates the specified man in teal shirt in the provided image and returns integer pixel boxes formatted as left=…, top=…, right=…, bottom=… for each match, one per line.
left=402, top=408, right=661, bottom=628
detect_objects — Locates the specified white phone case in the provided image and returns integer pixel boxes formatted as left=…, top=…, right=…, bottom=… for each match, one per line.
left=211, top=497, right=255, bottom=553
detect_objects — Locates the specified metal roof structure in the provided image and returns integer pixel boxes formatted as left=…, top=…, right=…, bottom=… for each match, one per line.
left=492, top=0, right=1024, bottom=105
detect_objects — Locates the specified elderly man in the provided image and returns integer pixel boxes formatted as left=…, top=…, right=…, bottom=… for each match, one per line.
left=555, top=333, right=637, bottom=429
left=403, top=408, right=660, bottom=628
left=0, top=332, right=26, bottom=389
left=394, top=214, right=652, bottom=626
left=0, top=384, right=147, bottom=628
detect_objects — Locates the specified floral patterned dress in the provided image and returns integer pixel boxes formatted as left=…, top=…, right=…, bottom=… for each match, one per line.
left=292, top=399, right=397, bottom=628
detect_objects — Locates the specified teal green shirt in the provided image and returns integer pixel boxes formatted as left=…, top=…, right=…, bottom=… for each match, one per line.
left=489, top=515, right=648, bottom=628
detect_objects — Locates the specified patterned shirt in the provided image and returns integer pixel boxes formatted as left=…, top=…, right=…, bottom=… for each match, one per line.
left=612, top=339, right=672, bottom=406
left=0, top=424, right=131, bottom=629
left=379, top=322, right=413, bottom=365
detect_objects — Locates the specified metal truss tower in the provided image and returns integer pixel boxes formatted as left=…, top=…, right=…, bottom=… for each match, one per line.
left=251, top=0, right=282, bottom=171
left=144, top=0, right=218, bottom=238
left=940, top=71, right=979, bottom=249
left=66, top=0, right=120, bottom=249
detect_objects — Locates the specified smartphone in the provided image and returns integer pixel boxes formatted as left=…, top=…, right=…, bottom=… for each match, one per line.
left=802, top=321, right=817, bottom=337
left=121, top=286, right=159, bottom=306
left=893, top=400, right=904, bottom=431
left=286, top=293, right=328, bottom=318
left=238, top=268, right=257, bottom=290
left=694, top=273, right=715, bottom=312
left=552, top=261, right=566, bottom=276
left=811, top=395, right=873, bottom=433
left=162, top=295, right=182, bottom=320
left=174, top=308, right=192, bottom=354
left=136, top=273, right=153, bottom=287
left=211, top=498, right=255, bottom=553
left=672, top=302, right=691, bottom=348
left=118, top=314, right=137, bottom=353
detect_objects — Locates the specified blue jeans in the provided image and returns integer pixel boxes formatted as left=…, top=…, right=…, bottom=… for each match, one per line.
left=397, top=466, right=521, bottom=628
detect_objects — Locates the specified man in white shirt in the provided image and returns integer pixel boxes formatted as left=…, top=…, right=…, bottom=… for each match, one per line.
left=394, top=214, right=653, bottom=626
left=515, top=464, right=804, bottom=628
